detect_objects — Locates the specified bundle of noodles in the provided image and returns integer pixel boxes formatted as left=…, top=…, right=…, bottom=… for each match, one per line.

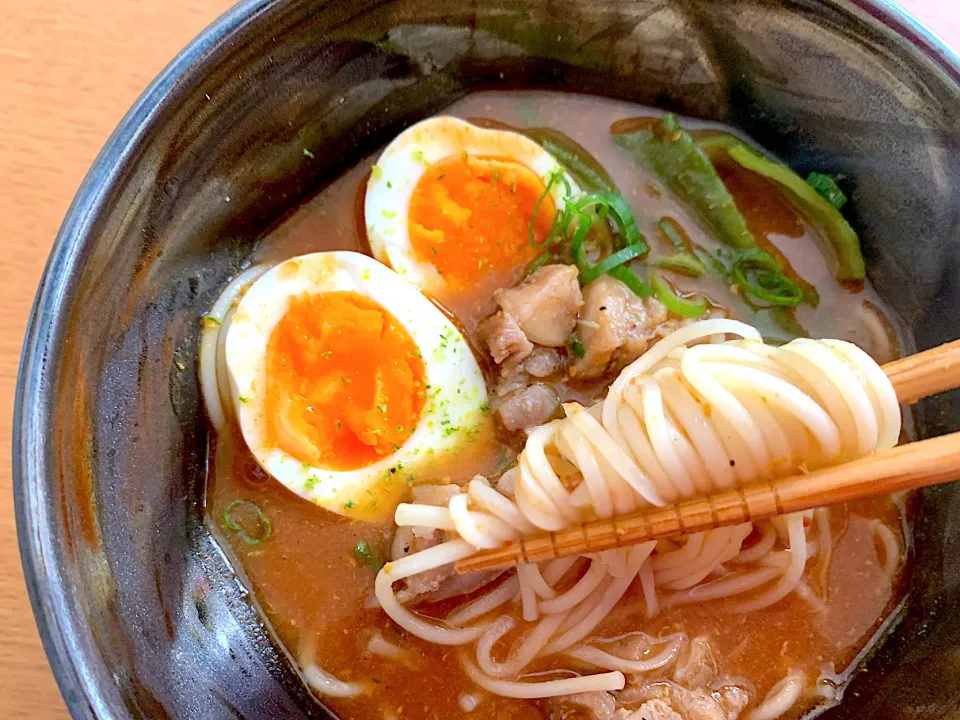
left=375, top=318, right=901, bottom=699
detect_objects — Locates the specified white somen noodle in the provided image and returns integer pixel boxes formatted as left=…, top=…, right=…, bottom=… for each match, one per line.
left=372, top=319, right=901, bottom=704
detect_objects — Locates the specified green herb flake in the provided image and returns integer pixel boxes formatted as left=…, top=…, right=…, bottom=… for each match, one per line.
left=382, top=210, right=397, bottom=219
left=344, top=500, right=355, bottom=509
left=303, top=148, right=315, bottom=159
left=238, top=395, right=251, bottom=404
left=569, top=337, right=586, bottom=358
left=202, top=315, right=222, bottom=328
left=371, top=165, right=384, bottom=179
left=352, top=541, right=385, bottom=572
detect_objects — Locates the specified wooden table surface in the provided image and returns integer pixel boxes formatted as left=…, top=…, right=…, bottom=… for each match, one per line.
left=0, top=1, right=955, bottom=717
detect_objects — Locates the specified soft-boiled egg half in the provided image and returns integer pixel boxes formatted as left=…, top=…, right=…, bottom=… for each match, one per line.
left=365, top=116, right=577, bottom=302
left=224, top=251, right=492, bottom=520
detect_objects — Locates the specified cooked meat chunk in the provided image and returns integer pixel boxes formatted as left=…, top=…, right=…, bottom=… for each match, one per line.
left=672, top=637, right=718, bottom=689
left=397, top=483, right=499, bottom=601
left=619, top=682, right=730, bottom=720
left=495, top=383, right=558, bottom=431
left=496, top=264, right=583, bottom=347
left=545, top=691, right=616, bottom=720
left=524, top=346, right=564, bottom=377
left=575, top=276, right=668, bottom=378
left=478, top=313, right=533, bottom=376
left=619, top=699, right=682, bottom=720
left=496, top=467, right=517, bottom=497
left=715, top=685, right=751, bottom=719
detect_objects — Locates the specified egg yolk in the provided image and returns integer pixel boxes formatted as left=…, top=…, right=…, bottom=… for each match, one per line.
left=407, top=155, right=557, bottom=290
left=264, top=291, right=425, bottom=471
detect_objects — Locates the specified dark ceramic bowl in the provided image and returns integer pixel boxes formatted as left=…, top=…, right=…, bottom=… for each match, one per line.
left=14, top=0, right=960, bottom=718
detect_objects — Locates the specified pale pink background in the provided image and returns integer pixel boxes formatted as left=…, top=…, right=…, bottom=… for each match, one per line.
left=901, top=0, right=959, bottom=51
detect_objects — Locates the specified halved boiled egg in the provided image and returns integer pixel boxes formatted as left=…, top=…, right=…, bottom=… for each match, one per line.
left=224, top=251, right=492, bottom=520
left=365, top=116, right=577, bottom=304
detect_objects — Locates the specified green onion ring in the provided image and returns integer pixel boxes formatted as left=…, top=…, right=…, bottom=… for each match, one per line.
left=224, top=499, right=272, bottom=545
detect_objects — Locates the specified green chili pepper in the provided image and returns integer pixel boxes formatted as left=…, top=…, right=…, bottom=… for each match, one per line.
left=654, top=252, right=706, bottom=277
left=651, top=273, right=707, bottom=318
left=614, top=115, right=757, bottom=250
left=724, top=144, right=864, bottom=281
left=223, top=500, right=272, bottom=545
left=525, top=127, right=617, bottom=194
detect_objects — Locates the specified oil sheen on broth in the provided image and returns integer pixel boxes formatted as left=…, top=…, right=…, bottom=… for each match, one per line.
left=205, top=91, right=913, bottom=720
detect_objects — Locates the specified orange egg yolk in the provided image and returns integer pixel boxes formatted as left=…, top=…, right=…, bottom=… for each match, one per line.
left=264, top=291, right=425, bottom=471
left=407, top=155, right=557, bottom=290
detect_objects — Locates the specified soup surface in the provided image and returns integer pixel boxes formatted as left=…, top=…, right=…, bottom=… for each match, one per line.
left=205, top=91, right=913, bottom=720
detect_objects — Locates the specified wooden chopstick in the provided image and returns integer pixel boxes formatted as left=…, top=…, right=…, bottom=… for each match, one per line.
left=454, top=339, right=960, bottom=575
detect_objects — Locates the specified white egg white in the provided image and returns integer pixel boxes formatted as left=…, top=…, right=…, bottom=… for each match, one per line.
left=224, top=251, right=491, bottom=520
left=365, top=115, right=577, bottom=297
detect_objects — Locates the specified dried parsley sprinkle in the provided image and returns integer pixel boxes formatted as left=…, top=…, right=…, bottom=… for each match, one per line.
left=336, top=420, right=342, bottom=430
left=303, top=148, right=315, bottom=158
left=377, top=404, right=387, bottom=413
left=480, top=403, right=491, bottom=413
left=353, top=542, right=385, bottom=572
left=238, top=395, right=250, bottom=404
left=320, top=350, right=332, bottom=357
left=371, top=165, right=384, bottom=179
left=341, top=376, right=351, bottom=383
left=202, top=315, right=222, bottom=327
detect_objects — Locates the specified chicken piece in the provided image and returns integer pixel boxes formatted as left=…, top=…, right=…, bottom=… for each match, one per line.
left=715, top=685, right=751, bottom=719
left=672, top=637, right=718, bottom=689
left=545, top=691, right=616, bottom=720
left=575, top=276, right=668, bottom=378
left=618, top=682, right=730, bottom=720
left=618, top=699, right=682, bottom=720
left=496, top=264, right=583, bottom=347
left=523, top=346, right=564, bottom=377
left=496, top=467, right=517, bottom=497
left=495, top=384, right=558, bottom=431
left=478, top=313, right=533, bottom=376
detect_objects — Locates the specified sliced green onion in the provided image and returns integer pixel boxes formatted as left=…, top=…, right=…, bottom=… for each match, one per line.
left=569, top=336, right=586, bottom=358
left=224, top=500, right=272, bottom=545
left=651, top=273, right=707, bottom=318
left=656, top=217, right=687, bottom=250
left=732, top=249, right=803, bottom=307
left=608, top=266, right=653, bottom=299
left=654, top=252, right=705, bottom=277
left=353, top=541, right=384, bottom=572
left=578, top=245, right=645, bottom=285
left=525, top=251, right=551, bottom=277
left=805, top=172, right=848, bottom=210
left=574, top=193, right=646, bottom=251
left=528, top=172, right=566, bottom=248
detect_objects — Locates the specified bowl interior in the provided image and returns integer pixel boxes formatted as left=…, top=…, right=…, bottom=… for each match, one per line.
left=16, top=0, right=960, bottom=718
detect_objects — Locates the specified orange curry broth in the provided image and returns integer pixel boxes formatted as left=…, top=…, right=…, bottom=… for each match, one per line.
left=407, top=155, right=554, bottom=291
left=213, top=91, right=915, bottom=720
left=264, top=291, right=425, bottom=470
